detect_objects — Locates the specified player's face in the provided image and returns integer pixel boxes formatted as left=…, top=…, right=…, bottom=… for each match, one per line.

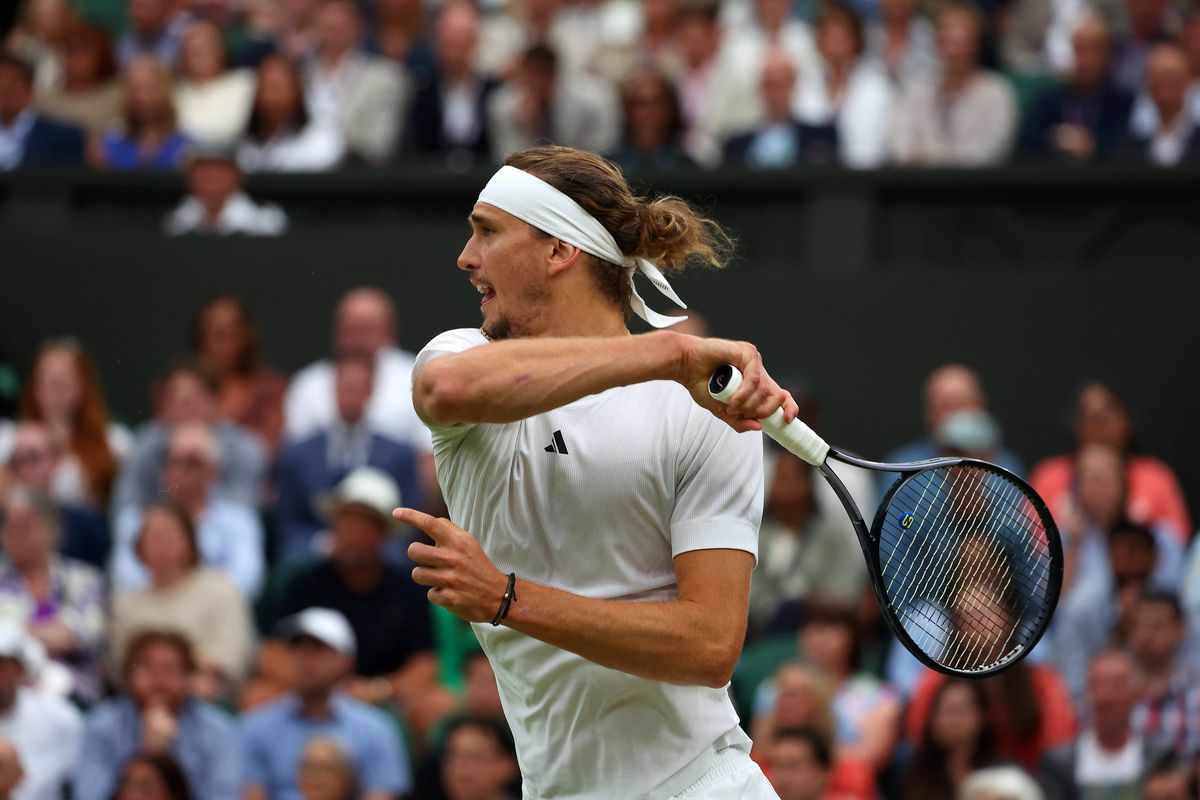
left=459, top=203, right=552, bottom=340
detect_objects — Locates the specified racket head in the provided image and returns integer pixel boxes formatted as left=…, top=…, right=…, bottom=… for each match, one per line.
left=868, top=459, right=1062, bottom=678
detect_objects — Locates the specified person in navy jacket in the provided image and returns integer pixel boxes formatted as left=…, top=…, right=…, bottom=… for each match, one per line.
left=0, top=55, right=84, bottom=170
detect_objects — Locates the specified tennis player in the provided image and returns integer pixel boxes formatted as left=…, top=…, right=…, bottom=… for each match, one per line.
left=396, top=146, right=796, bottom=799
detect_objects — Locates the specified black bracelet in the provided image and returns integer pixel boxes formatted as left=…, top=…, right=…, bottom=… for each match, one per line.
left=491, top=573, right=517, bottom=626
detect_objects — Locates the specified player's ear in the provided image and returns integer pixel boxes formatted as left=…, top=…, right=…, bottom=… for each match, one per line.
left=546, top=238, right=584, bottom=277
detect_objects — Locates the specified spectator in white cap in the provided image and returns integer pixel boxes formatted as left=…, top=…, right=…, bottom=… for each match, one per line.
left=0, top=621, right=81, bottom=800
left=239, top=607, right=412, bottom=800
left=266, top=467, right=441, bottom=732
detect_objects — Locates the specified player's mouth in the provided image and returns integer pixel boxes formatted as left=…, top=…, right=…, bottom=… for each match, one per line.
left=474, top=281, right=496, bottom=309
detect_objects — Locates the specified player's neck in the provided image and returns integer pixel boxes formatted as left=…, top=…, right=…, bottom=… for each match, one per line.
left=535, top=295, right=628, bottom=338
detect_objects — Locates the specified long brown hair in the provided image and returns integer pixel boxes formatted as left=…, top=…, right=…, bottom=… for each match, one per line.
left=20, top=339, right=119, bottom=506
left=503, top=146, right=733, bottom=311
left=902, top=680, right=998, bottom=800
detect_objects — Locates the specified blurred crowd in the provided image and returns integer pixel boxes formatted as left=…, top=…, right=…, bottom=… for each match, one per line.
left=2, top=0, right=1200, bottom=191
left=0, top=288, right=1196, bottom=800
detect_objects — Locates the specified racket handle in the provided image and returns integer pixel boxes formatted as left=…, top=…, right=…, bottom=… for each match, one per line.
left=709, top=365, right=830, bottom=466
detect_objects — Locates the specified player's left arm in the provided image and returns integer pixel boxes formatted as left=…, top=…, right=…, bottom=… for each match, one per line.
left=397, top=508, right=752, bottom=688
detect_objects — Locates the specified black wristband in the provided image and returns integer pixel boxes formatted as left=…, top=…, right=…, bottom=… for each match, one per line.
left=491, top=573, right=517, bottom=626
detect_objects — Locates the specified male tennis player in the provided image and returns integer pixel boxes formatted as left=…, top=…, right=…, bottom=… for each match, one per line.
left=395, top=146, right=796, bottom=799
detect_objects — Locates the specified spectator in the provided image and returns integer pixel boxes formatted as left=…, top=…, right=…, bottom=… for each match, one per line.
left=1129, top=12, right=1200, bottom=139
left=891, top=4, right=1018, bottom=165
left=475, top=0, right=572, bottom=78
left=722, top=0, right=820, bottom=115
left=270, top=468, right=439, bottom=722
left=3, top=422, right=108, bottom=568
left=110, top=503, right=253, bottom=702
left=240, top=608, right=412, bottom=800
left=1041, top=649, right=1173, bottom=800
left=305, top=0, right=409, bottom=164
left=0, top=487, right=105, bottom=703
left=905, top=661, right=1077, bottom=773
left=864, top=0, right=938, bottom=86
left=795, top=3, right=894, bottom=168
left=1111, top=0, right=1176, bottom=95
left=722, top=49, right=839, bottom=169
left=114, top=359, right=268, bottom=512
left=768, top=726, right=831, bottom=800
left=439, top=716, right=519, bottom=800
left=110, top=754, right=192, bottom=800
left=92, top=56, right=189, bottom=171
left=1043, top=445, right=1183, bottom=703
left=116, top=0, right=190, bottom=69
left=173, top=20, right=255, bottom=147
left=1128, top=590, right=1199, bottom=758
left=285, top=287, right=432, bottom=455
left=1001, top=0, right=1091, bottom=77
left=0, top=621, right=82, bottom=800
left=190, top=295, right=288, bottom=456
left=750, top=663, right=837, bottom=762
left=0, top=338, right=129, bottom=511
left=486, top=44, right=621, bottom=163
left=237, top=54, right=344, bottom=173
left=112, top=422, right=264, bottom=598
left=1122, top=44, right=1200, bottom=166
left=961, top=766, right=1044, bottom=800
left=3, top=0, right=74, bottom=89
left=675, top=2, right=743, bottom=165
left=607, top=69, right=696, bottom=170
left=1029, top=380, right=1191, bottom=542
left=367, top=0, right=429, bottom=66
left=401, top=0, right=497, bottom=170
left=32, top=23, right=123, bottom=136
left=1021, top=17, right=1133, bottom=161
left=243, top=0, right=321, bottom=65
left=1142, top=756, right=1194, bottom=800
left=0, top=54, right=84, bottom=170
left=901, top=680, right=1001, bottom=800
left=0, top=740, right=20, bottom=800
left=274, top=355, right=419, bottom=563
left=297, top=738, right=356, bottom=800
left=879, top=364, right=1022, bottom=505
left=749, top=446, right=868, bottom=632
left=74, top=631, right=238, bottom=800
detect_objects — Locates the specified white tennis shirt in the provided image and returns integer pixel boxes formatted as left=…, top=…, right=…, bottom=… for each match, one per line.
left=415, top=329, right=764, bottom=799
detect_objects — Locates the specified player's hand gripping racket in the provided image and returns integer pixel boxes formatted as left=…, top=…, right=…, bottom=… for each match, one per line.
left=710, top=365, right=1062, bottom=678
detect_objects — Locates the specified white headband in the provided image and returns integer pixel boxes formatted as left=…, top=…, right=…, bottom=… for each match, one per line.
left=477, top=165, right=687, bottom=329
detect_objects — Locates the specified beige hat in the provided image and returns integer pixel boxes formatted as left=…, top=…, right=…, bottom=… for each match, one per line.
left=316, top=467, right=402, bottom=530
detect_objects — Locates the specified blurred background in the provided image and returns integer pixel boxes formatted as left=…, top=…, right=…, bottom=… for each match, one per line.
left=1, top=0, right=1199, bottom=798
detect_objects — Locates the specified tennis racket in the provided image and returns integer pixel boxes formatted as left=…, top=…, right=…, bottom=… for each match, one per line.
left=710, top=365, right=1062, bottom=678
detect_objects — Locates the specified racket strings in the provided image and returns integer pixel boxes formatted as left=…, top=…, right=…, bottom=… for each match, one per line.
left=878, top=464, right=1055, bottom=673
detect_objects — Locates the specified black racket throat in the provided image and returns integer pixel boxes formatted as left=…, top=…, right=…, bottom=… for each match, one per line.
left=814, top=451, right=1063, bottom=680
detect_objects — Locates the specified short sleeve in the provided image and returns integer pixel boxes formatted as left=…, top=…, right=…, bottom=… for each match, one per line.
left=360, top=714, right=412, bottom=795
left=412, top=328, right=490, bottom=441
left=670, top=406, right=764, bottom=563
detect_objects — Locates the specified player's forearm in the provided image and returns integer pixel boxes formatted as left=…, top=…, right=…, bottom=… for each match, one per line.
left=415, top=331, right=685, bottom=425
left=504, top=580, right=744, bottom=688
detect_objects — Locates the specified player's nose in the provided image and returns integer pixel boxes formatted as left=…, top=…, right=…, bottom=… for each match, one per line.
left=457, top=239, right=479, bottom=272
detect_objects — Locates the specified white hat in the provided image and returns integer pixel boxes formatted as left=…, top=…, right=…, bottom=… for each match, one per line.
left=0, top=621, right=44, bottom=677
left=317, top=467, right=401, bottom=530
left=275, top=608, right=356, bottom=658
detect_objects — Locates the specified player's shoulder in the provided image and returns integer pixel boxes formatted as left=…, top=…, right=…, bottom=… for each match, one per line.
left=417, top=328, right=488, bottom=358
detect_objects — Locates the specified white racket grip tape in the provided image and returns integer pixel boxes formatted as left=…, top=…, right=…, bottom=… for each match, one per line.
left=708, top=365, right=831, bottom=466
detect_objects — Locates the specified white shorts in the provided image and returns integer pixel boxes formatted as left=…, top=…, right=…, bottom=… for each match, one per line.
left=669, top=747, right=780, bottom=799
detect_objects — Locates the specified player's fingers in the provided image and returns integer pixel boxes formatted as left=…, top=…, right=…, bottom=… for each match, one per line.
left=411, top=566, right=446, bottom=587
left=394, top=507, right=452, bottom=543
left=781, top=392, right=799, bottom=424
left=407, top=541, right=448, bottom=567
left=726, top=348, right=764, bottom=409
left=427, top=587, right=448, bottom=607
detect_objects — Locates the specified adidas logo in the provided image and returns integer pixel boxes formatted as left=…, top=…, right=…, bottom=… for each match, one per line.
left=544, top=430, right=569, bottom=455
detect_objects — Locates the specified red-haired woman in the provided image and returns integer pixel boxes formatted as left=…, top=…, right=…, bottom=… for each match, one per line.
left=0, top=339, right=129, bottom=511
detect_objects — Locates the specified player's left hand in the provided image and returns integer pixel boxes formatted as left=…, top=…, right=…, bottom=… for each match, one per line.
left=395, top=507, right=510, bottom=623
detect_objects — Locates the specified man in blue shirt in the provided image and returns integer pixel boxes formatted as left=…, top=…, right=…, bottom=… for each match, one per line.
left=74, top=630, right=239, bottom=800
left=240, top=608, right=411, bottom=800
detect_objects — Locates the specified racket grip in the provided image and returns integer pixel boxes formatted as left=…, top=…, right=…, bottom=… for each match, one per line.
left=709, top=365, right=830, bottom=466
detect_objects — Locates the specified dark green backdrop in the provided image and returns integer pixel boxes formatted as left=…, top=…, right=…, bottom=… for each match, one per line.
left=2, top=167, right=1198, bottom=516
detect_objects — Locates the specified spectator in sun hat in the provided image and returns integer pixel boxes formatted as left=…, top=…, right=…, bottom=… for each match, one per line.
left=267, top=468, right=442, bottom=731
left=240, top=607, right=412, bottom=800
left=0, top=620, right=81, bottom=800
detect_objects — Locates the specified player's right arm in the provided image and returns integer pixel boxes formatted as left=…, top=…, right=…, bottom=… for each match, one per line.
left=413, top=330, right=798, bottom=431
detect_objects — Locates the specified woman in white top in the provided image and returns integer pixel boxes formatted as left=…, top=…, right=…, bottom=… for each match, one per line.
left=237, top=54, right=344, bottom=172
left=794, top=2, right=894, bottom=168
left=173, top=20, right=256, bottom=146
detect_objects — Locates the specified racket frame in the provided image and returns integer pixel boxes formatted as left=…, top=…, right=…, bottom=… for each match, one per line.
left=819, top=448, right=1064, bottom=679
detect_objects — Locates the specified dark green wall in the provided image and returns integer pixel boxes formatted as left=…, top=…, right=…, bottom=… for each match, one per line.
left=2, top=167, right=1198, bottom=517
